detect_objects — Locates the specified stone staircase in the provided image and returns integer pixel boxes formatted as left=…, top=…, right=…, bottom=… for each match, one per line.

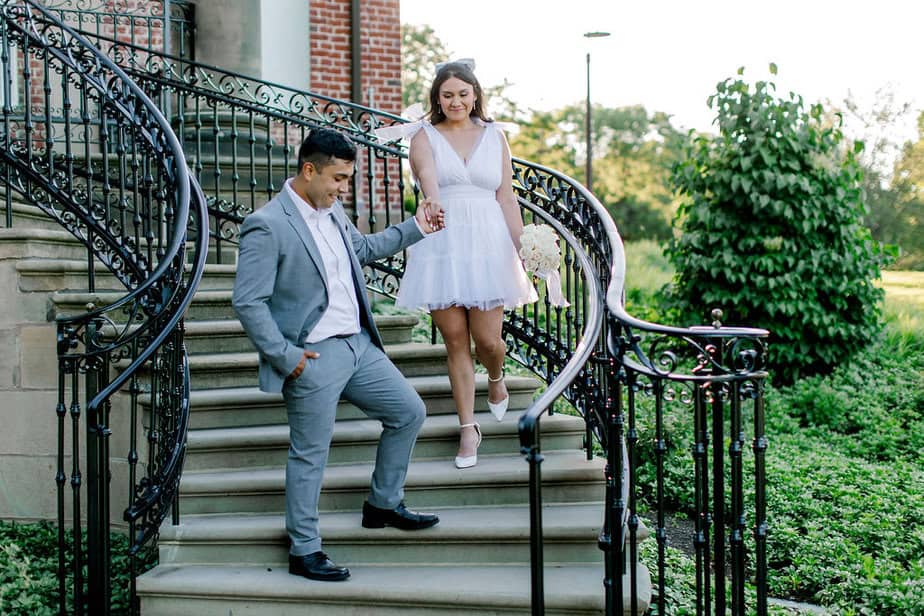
left=3, top=197, right=652, bottom=614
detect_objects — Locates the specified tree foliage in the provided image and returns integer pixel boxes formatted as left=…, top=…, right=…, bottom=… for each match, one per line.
left=399, top=22, right=686, bottom=243
left=509, top=104, right=686, bottom=241
left=887, top=111, right=924, bottom=268
left=834, top=89, right=924, bottom=269
left=666, top=67, right=886, bottom=384
left=400, top=23, right=450, bottom=109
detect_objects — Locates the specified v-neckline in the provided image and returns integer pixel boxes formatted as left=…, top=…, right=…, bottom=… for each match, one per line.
left=432, top=124, right=488, bottom=168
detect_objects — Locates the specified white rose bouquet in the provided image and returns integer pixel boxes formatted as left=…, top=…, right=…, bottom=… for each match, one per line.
left=518, top=223, right=569, bottom=307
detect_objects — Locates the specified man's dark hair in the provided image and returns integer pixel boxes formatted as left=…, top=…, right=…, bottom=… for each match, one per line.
left=297, top=127, right=357, bottom=172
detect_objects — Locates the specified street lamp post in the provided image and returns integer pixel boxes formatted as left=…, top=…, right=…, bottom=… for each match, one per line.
left=583, top=31, right=610, bottom=192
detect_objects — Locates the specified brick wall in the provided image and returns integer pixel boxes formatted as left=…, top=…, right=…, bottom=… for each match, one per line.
left=308, top=0, right=404, bottom=227
left=309, top=0, right=402, bottom=115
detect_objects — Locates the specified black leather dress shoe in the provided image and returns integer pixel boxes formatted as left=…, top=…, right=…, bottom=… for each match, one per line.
left=288, top=551, right=350, bottom=581
left=361, top=501, right=440, bottom=530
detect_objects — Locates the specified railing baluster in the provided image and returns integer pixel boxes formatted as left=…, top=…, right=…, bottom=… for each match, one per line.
left=212, top=99, right=221, bottom=211
left=753, top=381, right=768, bottom=616
left=264, top=116, right=274, bottom=201
left=127, top=337, right=140, bottom=616
left=729, top=379, right=745, bottom=614
left=42, top=48, right=53, bottom=178
left=69, top=363, right=83, bottom=615
left=711, top=379, right=726, bottom=615
left=382, top=150, right=392, bottom=228
left=627, top=373, right=640, bottom=616
left=525, top=440, right=545, bottom=616
left=22, top=36, right=32, bottom=170
left=61, top=64, right=74, bottom=195
left=80, top=70, right=95, bottom=292
left=2, top=17, right=11, bottom=227
left=55, top=359, right=67, bottom=616
left=693, top=380, right=708, bottom=615
left=248, top=110, right=256, bottom=209
left=654, top=378, right=667, bottom=616
left=365, top=144, right=376, bottom=232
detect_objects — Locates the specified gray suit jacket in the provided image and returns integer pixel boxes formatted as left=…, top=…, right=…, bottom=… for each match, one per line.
left=232, top=189, right=424, bottom=393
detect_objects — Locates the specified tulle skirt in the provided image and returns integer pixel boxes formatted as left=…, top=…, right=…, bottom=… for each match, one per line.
left=397, top=196, right=537, bottom=312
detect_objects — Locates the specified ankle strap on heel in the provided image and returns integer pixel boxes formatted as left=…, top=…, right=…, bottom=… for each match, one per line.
left=487, top=371, right=504, bottom=382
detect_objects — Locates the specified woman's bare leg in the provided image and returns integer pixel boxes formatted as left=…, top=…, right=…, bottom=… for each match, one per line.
left=468, top=306, right=508, bottom=405
left=431, top=306, right=479, bottom=457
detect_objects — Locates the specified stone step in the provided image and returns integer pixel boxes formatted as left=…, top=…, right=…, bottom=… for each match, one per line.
left=16, top=259, right=238, bottom=292
left=102, top=314, right=416, bottom=356
left=190, top=154, right=287, bottom=211
left=2, top=200, right=67, bottom=231
left=0, top=227, right=88, bottom=261
left=184, top=410, right=585, bottom=471
left=137, top=562, right=651, bottom=615
left=159, top=503, right=605, bottom=567
left=51, top=288, right=422, bottom=326
left=178, top=450, right=605, bottom=515
left=167, top=374, right=542, bottom=430
left=126, top=342, right=448, bottom=389
left=49, top=289, right=234, bottom=321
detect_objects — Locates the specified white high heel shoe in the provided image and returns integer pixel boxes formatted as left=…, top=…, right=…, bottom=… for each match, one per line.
left=454, top=422, right=482, bottom=469
left=487, top=372, right=509, bottom=422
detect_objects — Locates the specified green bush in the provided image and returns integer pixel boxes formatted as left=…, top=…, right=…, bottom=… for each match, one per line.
left=666, top=66, right=886, bottom=385
left=767, top=341, right=924, bottom=464
left=0, top=521, right=156, bottom=616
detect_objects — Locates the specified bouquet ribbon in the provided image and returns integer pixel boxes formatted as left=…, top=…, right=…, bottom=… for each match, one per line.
left=536, top=269, right=569, bottom=307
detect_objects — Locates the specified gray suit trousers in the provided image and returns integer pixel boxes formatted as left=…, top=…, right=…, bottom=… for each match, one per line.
left=283, top=329, right=426, bottom=557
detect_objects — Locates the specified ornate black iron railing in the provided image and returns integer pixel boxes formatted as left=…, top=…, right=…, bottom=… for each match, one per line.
left=23, top=15, right=771, bottom=615
left=0, top=2, right=207, bottom=615
left=514, top=163, right=770, bottom=614
left=50, top=31, right=412, bottom=268
left=39, top=0, right=195, bottom=59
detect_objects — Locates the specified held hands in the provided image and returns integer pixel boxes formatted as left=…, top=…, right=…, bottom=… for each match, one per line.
left=415, top=197, right=445, bottom=233
left=287, top=350, right=320, bottom=381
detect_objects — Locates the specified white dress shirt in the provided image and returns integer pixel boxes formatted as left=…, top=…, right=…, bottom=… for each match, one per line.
left=285, top=179, right=361, bottom=343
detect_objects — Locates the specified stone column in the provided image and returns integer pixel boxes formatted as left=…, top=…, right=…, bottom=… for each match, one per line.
left=193, top=0, right=263, bottom=77
left=192, top=0, right=310, bottom=90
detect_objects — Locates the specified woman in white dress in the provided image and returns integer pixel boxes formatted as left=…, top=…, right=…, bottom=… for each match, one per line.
left=396, top=61, right=537, bottom=469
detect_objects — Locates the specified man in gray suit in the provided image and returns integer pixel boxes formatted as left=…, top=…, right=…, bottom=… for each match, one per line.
left=232, top=128, right=443, bottom=582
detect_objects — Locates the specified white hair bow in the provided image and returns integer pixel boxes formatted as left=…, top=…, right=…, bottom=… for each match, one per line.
left=435, top=58, right=476, bottom=74
left=372, top=103, right=427, bottom=143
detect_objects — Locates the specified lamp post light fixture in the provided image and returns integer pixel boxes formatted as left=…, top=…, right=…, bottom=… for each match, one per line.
left=583, top=30, right=610, bottom=193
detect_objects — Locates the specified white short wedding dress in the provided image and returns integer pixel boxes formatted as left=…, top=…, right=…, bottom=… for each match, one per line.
left=397, top=121, right=537, bottom=312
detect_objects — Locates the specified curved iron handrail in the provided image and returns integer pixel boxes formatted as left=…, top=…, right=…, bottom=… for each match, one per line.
left=513, top=161, right=611, bottom=443
left=0, top=2, right=207, bottom=614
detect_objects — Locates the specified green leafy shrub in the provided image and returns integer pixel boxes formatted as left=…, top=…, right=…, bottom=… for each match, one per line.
left=767, top=339, right=924, bottom=464
left=764, top=435, right=924, bottom=614
left=0, top=521, right=156, bottom=616
left=666, top=66, right=886, bottom=384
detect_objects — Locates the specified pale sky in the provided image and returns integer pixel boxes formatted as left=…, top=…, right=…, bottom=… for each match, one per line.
left=400, top=0, right=923, bottom=142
